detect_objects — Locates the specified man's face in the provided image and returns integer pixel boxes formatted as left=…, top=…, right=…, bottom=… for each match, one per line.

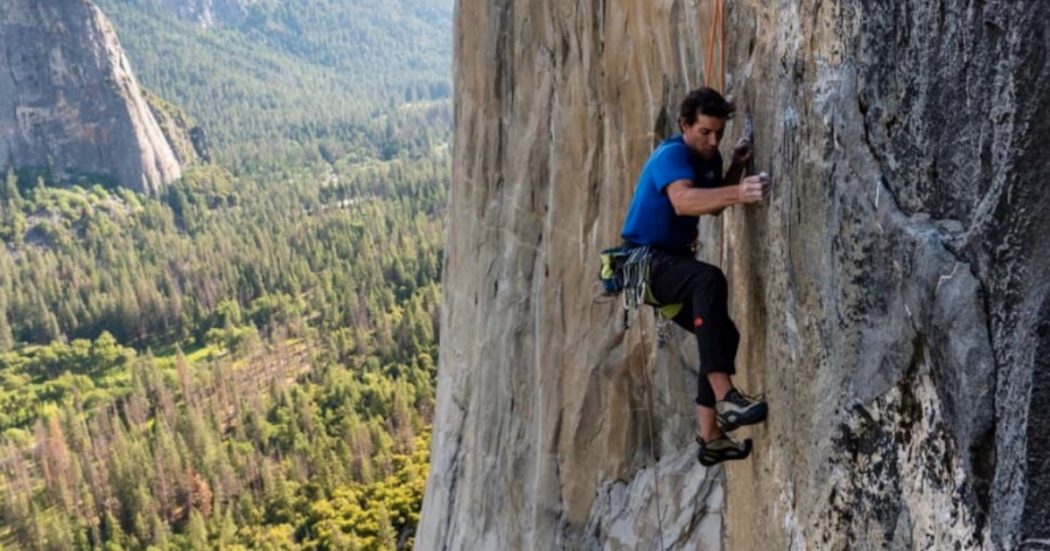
left=681, top=114, right=726, bottom=160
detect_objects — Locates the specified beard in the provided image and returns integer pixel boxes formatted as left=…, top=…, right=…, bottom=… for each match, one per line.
left=696, top=147, right=718, bottom=160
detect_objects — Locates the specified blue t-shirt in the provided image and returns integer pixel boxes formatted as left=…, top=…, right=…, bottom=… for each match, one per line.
left=621, top=135, right=723, bottom=249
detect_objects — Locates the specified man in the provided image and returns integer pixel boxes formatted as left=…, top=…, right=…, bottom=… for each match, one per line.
left=621, top=87, right=770, bottom=466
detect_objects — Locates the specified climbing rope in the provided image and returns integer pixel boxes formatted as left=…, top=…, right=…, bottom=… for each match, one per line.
left=704, top=0, right=726, bottom=94
left=704, top=0, right=735, bottom=287
left=638, top=5, right=727, bottom=548
left=640, top=323, right=666, bottom=550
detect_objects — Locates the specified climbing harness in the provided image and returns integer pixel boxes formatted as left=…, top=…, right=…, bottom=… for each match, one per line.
left=599, top=245, right=683, bottom=347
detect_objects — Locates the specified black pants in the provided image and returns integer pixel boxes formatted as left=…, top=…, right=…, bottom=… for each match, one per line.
left=647, top=250, right=739, bottom=407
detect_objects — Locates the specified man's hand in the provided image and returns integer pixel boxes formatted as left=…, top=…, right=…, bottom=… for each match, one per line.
left=732, top=136, right=753, bottom=165
left=737, top=172, right=771, bottom=204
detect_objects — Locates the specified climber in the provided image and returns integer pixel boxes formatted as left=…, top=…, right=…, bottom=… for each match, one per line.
left=620, top=87, right=771, bottom=466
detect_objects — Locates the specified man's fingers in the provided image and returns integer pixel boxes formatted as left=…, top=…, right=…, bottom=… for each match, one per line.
left=738, top=174, right=771, bottom=203
left=742, top=182, right=763, bottom=203
left=740, top=173, right=774, bottom=204
left=753, top=173, right=772, bottom=200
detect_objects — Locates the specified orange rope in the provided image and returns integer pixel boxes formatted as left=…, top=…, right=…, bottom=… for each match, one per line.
left=704, top=0, right=725, bottom=93
left=704, top=0, right=730, bottom=269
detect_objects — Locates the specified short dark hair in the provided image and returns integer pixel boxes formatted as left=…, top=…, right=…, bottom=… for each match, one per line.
left=678, top=87, right=735, bottom=127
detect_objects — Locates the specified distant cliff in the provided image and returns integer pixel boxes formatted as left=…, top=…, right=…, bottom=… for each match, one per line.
left=420, top=1, right=1050, bottom=549
left=0, top=0, right=182, bottom=194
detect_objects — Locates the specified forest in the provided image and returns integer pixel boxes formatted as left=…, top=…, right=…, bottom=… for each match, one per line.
left=0, top=0, right=451, bottom=548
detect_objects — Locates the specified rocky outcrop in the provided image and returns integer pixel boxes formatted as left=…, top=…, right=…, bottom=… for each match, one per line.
left=0, top=0, right=182, bottom=194
left=142, top=88, right=206, bottom=166
left=421, top=0, right=1050, bottom=549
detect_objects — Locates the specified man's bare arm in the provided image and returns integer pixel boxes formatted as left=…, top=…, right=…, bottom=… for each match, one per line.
left=666, top=174, right=769, bottom=217
left=666, top=180, right=739, bottom=216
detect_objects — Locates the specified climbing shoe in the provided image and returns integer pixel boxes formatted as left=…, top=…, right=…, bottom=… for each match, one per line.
left=715, top=388, right=768, bottom=432
left=696, top=434, right=753, bottom=466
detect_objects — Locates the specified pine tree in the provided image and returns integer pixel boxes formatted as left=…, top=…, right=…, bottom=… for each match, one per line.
left=148, top=511, right=170, bottom=548
left=175, top=345, right=195, bottom=405
left=390, top=381, right=415, bottom=451
left=376, top=508, right=398, bottom=550
left=216, top=507, right=238, bottom=548
left=35, top=293, right=64, bottom=344
left=40, top=416, right=73, bottom=511
left=1, top=445, right=33, bottom=543
left=0, top=289, right=13, bottom=351
left=102, top=511, right=126, bottom=547
left=151, top=417, right=178, bottom=521
left=186, top=507, right=209, bottom=549
left=3, top=167, right=20, bottom=209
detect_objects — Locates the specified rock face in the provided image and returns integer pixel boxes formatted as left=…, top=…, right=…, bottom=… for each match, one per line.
left=0, top=0, right=182, bottom=194
left=421, top=0, right=1050, bottom=549
left=720, top=2, right=1050, bottom=548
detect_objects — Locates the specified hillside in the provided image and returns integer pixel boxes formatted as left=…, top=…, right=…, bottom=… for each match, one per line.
left=94, top=0, right=453, bottom=171
left=0, top=145, right=449, bottom=550
left=0, top=0, right=452, bottom=548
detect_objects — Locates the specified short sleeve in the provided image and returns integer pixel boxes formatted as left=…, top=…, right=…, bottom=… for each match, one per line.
left=649, top=143, right=695, bottom=193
